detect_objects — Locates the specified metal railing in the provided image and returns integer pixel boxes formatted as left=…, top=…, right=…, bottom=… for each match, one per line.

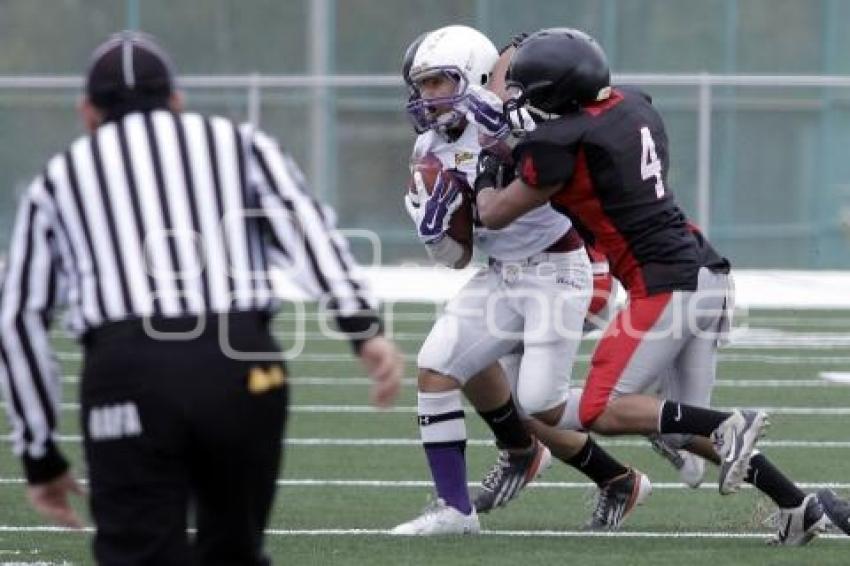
left=2, top=72, right=850, bottom=241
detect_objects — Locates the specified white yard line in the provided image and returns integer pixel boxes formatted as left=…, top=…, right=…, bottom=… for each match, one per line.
left=0, top=525, right=846, bottom=541
left=285, top=405, right=850, bottom=415
left=2, top=436, right=848, bottom=448
left=58, top=376, right=839, bottom=387
left=282, top=438, right=850, bottom=448
left=0, top=477, right=848, bottom=491
left=259, top=377, right=836, bottom=388
left=15, top=403, right=850, bottom=415
left=54, top=351, right=850, bottom=364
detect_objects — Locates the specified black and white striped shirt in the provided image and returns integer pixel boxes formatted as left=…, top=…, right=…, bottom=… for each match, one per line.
left=0, top=110, right=377, bottom=465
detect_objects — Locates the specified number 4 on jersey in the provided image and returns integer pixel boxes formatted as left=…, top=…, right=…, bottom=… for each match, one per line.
left=640, top=126, right=665, bottom=199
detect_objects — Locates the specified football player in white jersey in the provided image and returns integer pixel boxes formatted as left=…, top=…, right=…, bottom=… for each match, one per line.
left=391, top=26, right=650, bottom=536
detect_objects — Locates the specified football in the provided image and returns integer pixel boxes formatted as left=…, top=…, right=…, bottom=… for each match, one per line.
left=408, top=152, right=473, bottom=246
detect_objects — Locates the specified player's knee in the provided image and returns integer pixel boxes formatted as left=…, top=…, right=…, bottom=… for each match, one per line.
left=517, top=387, right=552, bottom=418
left=517, top=381, right=564, bottom=424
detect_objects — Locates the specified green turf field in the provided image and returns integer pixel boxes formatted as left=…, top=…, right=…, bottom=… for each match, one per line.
left=1, top=306, right=849, bottom=565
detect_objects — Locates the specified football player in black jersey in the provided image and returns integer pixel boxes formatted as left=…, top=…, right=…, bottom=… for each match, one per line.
left=467, top=27, right=849, bottom=546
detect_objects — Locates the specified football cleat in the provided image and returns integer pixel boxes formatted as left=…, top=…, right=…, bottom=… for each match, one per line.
left=816, top=489, right=850, bottom=537
left=390, top=498, right=480, bottom=536
left=473, top=438, right=552, bottom=513
left=586, top=468, right=652, bottom=531
left=648, top=434, right=705, bottom=488
left=712, top=409, right=769, bottom=495
left=766, top=493, right=829, bottom=546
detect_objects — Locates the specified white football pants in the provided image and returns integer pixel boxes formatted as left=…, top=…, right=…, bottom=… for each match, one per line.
left=418, top=248, right=591, bottom=416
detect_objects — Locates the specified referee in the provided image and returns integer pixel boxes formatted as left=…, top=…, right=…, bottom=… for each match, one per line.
left=0, top=31, right=403, bottom=565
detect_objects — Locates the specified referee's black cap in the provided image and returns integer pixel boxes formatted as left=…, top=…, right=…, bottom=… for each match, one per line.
left=85, top=31, right=176, bottom=119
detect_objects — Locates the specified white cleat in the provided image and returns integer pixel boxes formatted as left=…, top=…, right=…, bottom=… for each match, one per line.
left=767, top=493, right=829, bottom=546
left=390, top=498, right=480, bottom=536
left=712, top=409, right=769, bottom=495
left=678, top=451, right=706, bottom=488
left=648, top=434, right=706, bottom=488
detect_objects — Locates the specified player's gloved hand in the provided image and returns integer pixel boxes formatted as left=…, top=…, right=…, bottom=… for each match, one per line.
left=463, top=84, right=537, bottom=145
left=404, top=170, right=463, bottom=244
left=463, top=84, right=511, bottom=141
left=473, top=150, right=506, bottom=195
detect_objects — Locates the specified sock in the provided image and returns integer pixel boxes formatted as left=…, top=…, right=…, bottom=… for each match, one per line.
left=477, top=397, right=533, bottom=450
left=565, top=436, right=628, bottom=486
left=424, top=445, right=470, bottom=514
left=659, top=401, right=731, bottom=437
left=418, top=391, right=472, bottom=514
left=745, top=452, right=805, bottom=509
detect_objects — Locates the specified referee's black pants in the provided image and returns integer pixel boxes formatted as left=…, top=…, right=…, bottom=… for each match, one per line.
left=81, top=312, right=289, bottom=566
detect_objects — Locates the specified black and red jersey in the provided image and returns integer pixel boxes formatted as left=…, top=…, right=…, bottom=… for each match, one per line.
left=512, top=87, right=729, bottom=297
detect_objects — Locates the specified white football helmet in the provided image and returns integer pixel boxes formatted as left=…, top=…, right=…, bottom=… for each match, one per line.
left=404, top=25, right=498, bottom=134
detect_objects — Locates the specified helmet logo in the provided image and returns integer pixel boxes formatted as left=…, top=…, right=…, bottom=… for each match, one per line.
left=464, top=53, right=474, bottom=73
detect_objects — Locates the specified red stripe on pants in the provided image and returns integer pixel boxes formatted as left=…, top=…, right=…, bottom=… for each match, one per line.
left=579, top=293, right=673, bottom=427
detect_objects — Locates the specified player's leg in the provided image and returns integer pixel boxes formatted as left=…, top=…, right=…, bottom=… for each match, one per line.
left=472, top=336, right=649, bottom=530
left=683, top=435, right=828, bottom=545
left=516, top=252, right=628, bottom=483
left=464, top=359, right=538, bottom=454
left=818, top=489, right=850, bottom=537
left=649, top=366, right=707, bottom=488
left=579, top=282, right=766, bottom=495
left=671, top=302, right=829, bottom=545
left=472, top=253, right=587, bottom=513
left=392, top=269, right=524, bottom=534
left=513, top=252, right=649, bottom=528
left=463, top=360, right=551, bottom=511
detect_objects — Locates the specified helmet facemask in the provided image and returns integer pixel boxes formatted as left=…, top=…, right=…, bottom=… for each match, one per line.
left=406, top=66, right=470, bottom=136
left=504, top=80, right=563, bottom=122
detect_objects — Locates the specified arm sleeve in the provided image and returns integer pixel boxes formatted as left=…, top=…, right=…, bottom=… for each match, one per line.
left=514, top=142, right=577, bottom=188
left=244, top=128, right=382, bottom=351
left=0, top=177, right=69, bottom=483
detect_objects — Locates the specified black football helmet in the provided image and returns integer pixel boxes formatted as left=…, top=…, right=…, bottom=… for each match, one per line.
left=505, top=28, right=610, bottom=116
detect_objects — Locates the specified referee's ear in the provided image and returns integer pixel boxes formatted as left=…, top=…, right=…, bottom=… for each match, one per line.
left=167, top=91, right=185, bottom=113
left=78, top=96, right=105, bottom=132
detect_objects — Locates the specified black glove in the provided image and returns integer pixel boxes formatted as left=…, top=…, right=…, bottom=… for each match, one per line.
left=473, top=150, right=505, bottom=196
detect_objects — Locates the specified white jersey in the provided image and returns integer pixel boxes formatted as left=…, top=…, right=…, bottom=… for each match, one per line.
left=412, top=124, right=570, bottom=261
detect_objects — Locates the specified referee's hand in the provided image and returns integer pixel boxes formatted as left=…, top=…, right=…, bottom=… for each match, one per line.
left=358, top=336, right=404, bottom=408
left=26, top=470, right=87, bottom=529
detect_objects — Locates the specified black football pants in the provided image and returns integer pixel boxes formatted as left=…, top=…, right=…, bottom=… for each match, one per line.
left=80, top=313, right=288, bottom=566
